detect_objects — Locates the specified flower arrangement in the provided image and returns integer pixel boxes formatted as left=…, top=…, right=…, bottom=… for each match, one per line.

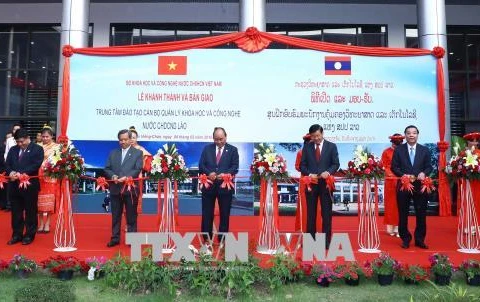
left=9, top=254, right=37, bottom=273
left=41, top=255, right=86, bottom=274
left=445, top=149, right=480, bottom=180
left=428, top=253, right=454, bottom=277
left=334, top=261, right=371, bottom=281
left=85, top=256, right=108, bottom=271
left=346, top=145, right=384, bottom=180
left=250, top=143, right=288, bottom=181
left=458, top=259, right=480, bottom=281
left=150, top=143, right=189, bottom=181
left=369, top=252, right=400, bottom=276
left=312, top=263, right=339, bottom=284
left=399, top=264, right=429, bottom=283
left=44, top=141, right=85, bottom=181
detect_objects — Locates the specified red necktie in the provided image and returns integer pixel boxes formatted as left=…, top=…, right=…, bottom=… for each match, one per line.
left=315, top=144, right=321, bottom=161
left=216, top=147, right=222, bottom=164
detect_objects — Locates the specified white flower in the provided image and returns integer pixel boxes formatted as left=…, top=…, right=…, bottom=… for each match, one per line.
left=270, top=166, right=279, bottom=173
left=257, top=166, right=265, bottom=174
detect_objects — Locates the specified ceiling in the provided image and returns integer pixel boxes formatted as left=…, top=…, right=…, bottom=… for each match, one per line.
left=0, top=0, right=478, bottom=4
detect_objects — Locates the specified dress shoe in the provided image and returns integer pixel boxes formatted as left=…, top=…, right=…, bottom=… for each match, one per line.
left=7, top=237, right=22, bottom=245
left=415, top=242, right=429, bottom=249
left=22, top=237, right=33, bottom=245
left=401, top=241, right=410, bottom=249
left=107, top=240, right=119, bottom=247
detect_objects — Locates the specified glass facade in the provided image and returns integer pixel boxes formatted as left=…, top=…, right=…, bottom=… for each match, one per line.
left=405, top=26, right=480, bottom=136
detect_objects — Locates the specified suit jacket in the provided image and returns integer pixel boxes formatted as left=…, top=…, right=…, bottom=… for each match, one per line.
left=5, top=142, right=44, bottom=192
left=199, top=143, right=239, bottom=176
left=391, top=143, right=433, bottom=177
left=300, top=140, right=340, bottom=176
left=0, top=144, right=5, bottom=172
left=104, top=147, right=143, bottom=195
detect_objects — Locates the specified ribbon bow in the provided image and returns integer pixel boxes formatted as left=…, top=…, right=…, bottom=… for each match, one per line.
left=421, top=177, right=436, bottom=194
left=18, top=173, right=31, bottom=189
left=0, top=172, right=7, bottom=189
left=300, top=176, right=317, bottom=192
left=220, top=174, right=234, bottom=190
left=198, top=174, right=213, bottom=190
left=121, top=176, right=136, bottom=194
left=96, top=177, right=108, bottom=191
left=400, top=174, right=414, bottom=193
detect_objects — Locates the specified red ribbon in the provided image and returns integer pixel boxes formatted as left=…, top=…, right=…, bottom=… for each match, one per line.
left=0, top=172, right=7, bottom=189
left=95, top=177, right=108, bottom=191
left=121, top=176, right=136, bottom=194
left=421, top=177, right=436, bottom=194
left=18, top=173, right=31, bottom=189
left=326, top=175, right=336, bottom=192
left=300, top=176, right=317, bottom=192
left=220, top=173, right=234, bottom=190
left=400, top=175, right=414, bottom=193
left=198, top=174, right=212, bottom=190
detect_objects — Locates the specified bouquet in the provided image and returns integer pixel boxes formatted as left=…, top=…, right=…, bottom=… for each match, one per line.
left=85, top=256, right=108, bottom=271
left=369, top=252, right=400, bottom=276
left=9, top=254, right=37, bottom=273
left=429, top=253, right=454, bottom=277
left=150, top=143, right=189, bottom=182
left=250, top=143, right=288, bottom=181
left=44, top=141, right=85, bottom=181
left=445, top=149, right=480, bottom=180
left=346, top=145, right=384, bottom=180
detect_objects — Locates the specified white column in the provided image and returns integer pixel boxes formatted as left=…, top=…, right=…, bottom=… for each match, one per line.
left=57, top=0, right=90, bottom=134
left=417, top=0, right=450, bottom=143
left=239, top=0, right=266, bottom=32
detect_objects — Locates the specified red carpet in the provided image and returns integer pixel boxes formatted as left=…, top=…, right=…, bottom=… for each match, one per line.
left=0, top=211, right=478, bottom=266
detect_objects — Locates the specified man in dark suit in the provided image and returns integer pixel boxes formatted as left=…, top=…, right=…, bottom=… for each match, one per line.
left=199, top=127, right=239, bottom=243
left=5, top=128, right=44, bottom=245
left=300, top=124, right=340, bottom=248
left=391, top=125, right=433, bottom=249
left=104, top=129, right=143, bottom=247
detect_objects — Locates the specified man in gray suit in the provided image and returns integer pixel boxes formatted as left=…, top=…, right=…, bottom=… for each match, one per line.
left=104, top=129, right=143, bottom=247
left=300, top=124, right=340, bottom=249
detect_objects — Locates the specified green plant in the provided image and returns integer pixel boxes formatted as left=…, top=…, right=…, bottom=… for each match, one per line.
left=218, top=256, right=262, bottom=299
left=265, top=253, right=303, bottom=289
left=334, top=261, right=372, bottom=280
left=429, top=253, right=454, bottom=277
left=399, top=264, right=429, bottom=283
left=419, top=281, right=480, bottom=302
left=14, top=278, right=76, bottom=302
left=459, top=259, right=480, bottom=281
left=369, top=252, right=400, bottom=276
left=9, top=254, right=37, bottom=273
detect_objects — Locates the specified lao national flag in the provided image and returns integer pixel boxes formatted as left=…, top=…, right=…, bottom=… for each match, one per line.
left=158, top=56, right=187, bottom=75
left=325, top=56, right=351, bottom=75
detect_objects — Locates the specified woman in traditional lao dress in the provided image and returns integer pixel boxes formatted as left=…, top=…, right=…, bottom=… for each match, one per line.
left=381, top=133, right=404, bottom=237
left=129, top=126, right=152, bottom=214
left=37, top=126, right=58, bottom=233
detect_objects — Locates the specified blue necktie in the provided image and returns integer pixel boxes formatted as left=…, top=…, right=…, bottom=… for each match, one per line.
left=409, top=147, right=415, bottom=165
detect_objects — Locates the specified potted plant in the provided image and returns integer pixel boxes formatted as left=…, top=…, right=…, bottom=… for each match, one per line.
left=428, top=253, right=454, bottom=286
left=334, top=261, right=371, bottom=286
left=399, top=264, right=429, bottom=285
left=312, top=263, right=338, bottom=287
left=8, top=254, right=37, bottom=278
left=369, top=252, right=400, bottom=286
left=85, top=256, right=108, bottom=280
left=458, top=259, right=480, bottom=286
left=41, top=255, right=86, bottom=281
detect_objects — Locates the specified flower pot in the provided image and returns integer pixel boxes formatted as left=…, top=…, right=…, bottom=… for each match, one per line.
left=466, top=274, right=480, bottom=286
left=316, top=277, right=330, bottom=287
left=57, top=270, right=74, bottom=281
left=404, top=279, right=419, bottom=285
left=345, top=278, right=360, bottom=286
left=377, top=274, right=394, bottom=286
left=16, top=270, right=30, bottom=279
left=434, top=273, right=451, bottom=286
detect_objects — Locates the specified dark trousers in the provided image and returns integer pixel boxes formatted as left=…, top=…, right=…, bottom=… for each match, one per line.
left=10, top=188, right=38, bottom=239
left=305, top=179, right=333, bottom=246
left=396, top=181, right=428, bottom=244
left=0, top=186, right=7, bottom=208
left=110, top=192, right=138, bottom=242
left=201, top=181, right=233, bottom=242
